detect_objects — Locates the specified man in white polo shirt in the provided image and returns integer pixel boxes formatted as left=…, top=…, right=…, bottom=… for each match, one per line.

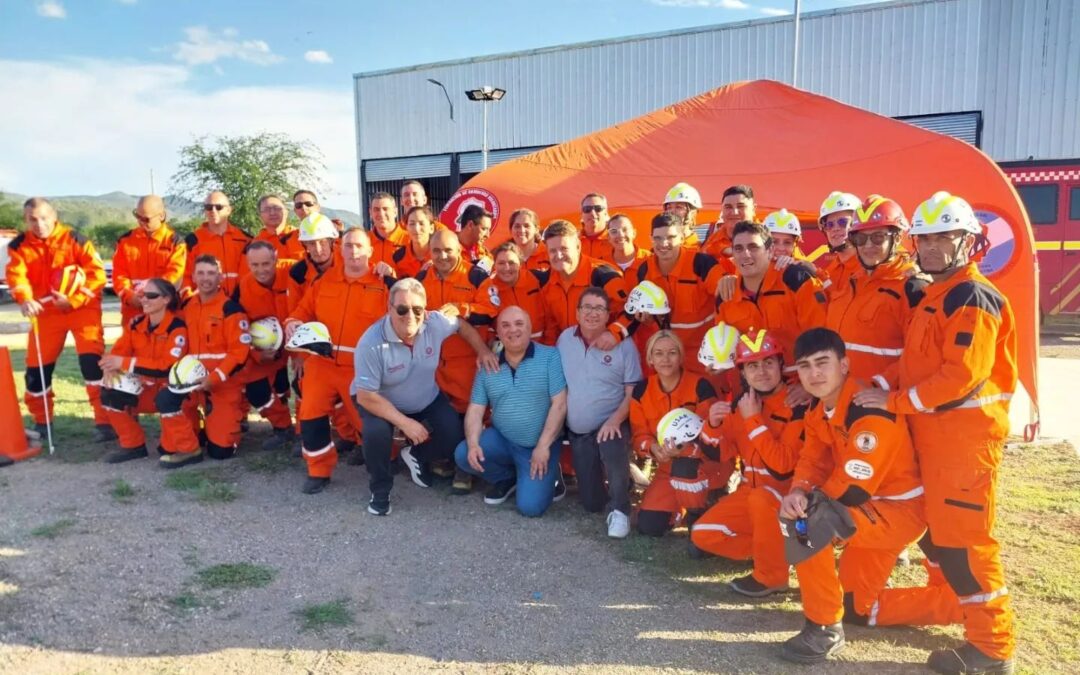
left=557, top=287, right=642, bottom=538
left=353, top=277, right=498, bottom=516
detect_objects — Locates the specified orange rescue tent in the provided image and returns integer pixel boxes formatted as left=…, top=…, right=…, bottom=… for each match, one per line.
left=439, top=79, right=1039, bottom=421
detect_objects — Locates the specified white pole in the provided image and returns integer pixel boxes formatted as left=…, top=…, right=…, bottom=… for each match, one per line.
left=792, top=0, right=802, bottom=87
left=482, top=100, right=489, bottom=171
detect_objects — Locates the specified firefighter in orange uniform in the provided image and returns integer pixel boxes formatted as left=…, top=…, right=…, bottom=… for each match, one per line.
left=391, top=205, right=436, bottom=278
left=6, top=197, right=113, bottom=441
left=854, top=192, right=1017, bottom=675
left=99, top=278, right=188, bottom=462
left=456, top=204, right=494, bottom=271
left=253, top=194, right=304, bottom=261
left=691, top=329, right=806, bottom=596
left=368, top=191, right=410, bottom=268
left=182, top=191, right=251, bottom=297
left=777, top=328, right=925, bottom=665
left=602, top=214, right=650, bottom=275
left=826, top=196, right=925, bottom=383
left=661, top=183, right=703, bottom=248
left=630, top=330, right=732, bottom=538
left=714, top=221, right=827, bottom=374
left=700, top=184, right=754, bottom=272
left=233, top=241, right=295, bottom=449
left=286, top=228, right=393, bottom=494
left=417, top=229, right=492, bottom=413
left=112, top=194, right=186, bottom=326
left=508, top=208, right=550, bottom=272
left=814, top=191, right=862, bottom=296
left=578, top=193, right=611, bottom=260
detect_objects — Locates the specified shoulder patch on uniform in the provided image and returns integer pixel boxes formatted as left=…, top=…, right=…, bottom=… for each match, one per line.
left=844, top=404, right=897, bottom=427
left=943, top=280, right=1005, bottom=319
left=903, top=276, right=929, bottom=308
left=392, top=246, right=406, bottom=263
left=695, top=377, right=717, bottom=401
left=632, top=380, right=648, bottom=401
left=790, top=404, right=808, bottom=421
left=467, top=264, right=489, bottom=288
left=222, top=299, right=246, bottom=317
left=184, top=232, right=199, bottom=249
left=853, top=430, right=878, bottom=453
left=166, top=316, right=187, bottom=333
left=415, top=268, right=429, bottom=283
left=692, top=252, right=718, bottom=280
left=591, top=263, right=622, bottom=288
left=289, top=260, right=309, bottom=284
left=781, top=264, right=814, bottom=292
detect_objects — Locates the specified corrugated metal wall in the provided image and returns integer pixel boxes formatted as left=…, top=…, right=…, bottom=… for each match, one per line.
left=354, top=0, right=1077, bottom=166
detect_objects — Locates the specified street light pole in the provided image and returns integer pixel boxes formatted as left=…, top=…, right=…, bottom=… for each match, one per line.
left=465, top=86, right=506, bottom=173
left=482, top=100, right=489, bottom=171
left=792, top=0, right=802, bottom=87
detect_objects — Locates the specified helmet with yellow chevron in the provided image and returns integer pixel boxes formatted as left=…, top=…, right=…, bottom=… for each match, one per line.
left=851, top=195, right=908, bottom=233
left=909, top=191, right=981, bottom=236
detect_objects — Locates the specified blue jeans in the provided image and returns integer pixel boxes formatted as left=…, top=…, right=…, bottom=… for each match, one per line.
left=454, top=427, right=561, bottom=518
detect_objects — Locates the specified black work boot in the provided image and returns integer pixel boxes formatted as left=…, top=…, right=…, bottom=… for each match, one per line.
left=301, top=476, right=330, bottom=494
left=842, top=592, right=870, bottom=626
left=928, top=642, right=1014, bottom=674
left=91, top=424, right=117, bottom=443
left=105, top=445, right=149, bottom=464
left=780, top=619, right=845, bottom=664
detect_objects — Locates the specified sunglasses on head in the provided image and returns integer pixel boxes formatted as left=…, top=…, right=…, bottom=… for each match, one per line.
left=294, top=201, right=316, bottom=208
left=203, top=204, right=227, bottom=211
left=581, top=205, right=605, bottom=214
left=394, top=305, right=424, bottom=318
left=850, top=231, right=891, bottom=247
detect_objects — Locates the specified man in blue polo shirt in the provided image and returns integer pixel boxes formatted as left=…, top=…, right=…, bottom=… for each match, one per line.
left=455, top=305, right=568, bottom=517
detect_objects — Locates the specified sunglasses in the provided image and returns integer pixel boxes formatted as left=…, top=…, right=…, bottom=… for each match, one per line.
left=850, top=231, right=891, bottom=247
left=394, top=305, right=425, bottom=318
left=132, top=210, right=158, bottom=224
left=294, top=201, right=316, bottom=208
left=823, top=217, right=852, bottom=230
left=581, top=205, right=606, bottom=214
left=141, top=292, right=163, bottom=300
left=203, top=204, right=227, bottom=211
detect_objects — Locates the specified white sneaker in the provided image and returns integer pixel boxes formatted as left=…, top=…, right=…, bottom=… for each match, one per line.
left=607, top=510, right=630, bottom=539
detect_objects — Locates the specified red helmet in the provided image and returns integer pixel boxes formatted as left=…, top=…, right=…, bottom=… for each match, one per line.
left=735, top=329, right=784, bottom=365
left=50, top=265, right=86, bottom=298
left=850, top=195, right=908, bottom=233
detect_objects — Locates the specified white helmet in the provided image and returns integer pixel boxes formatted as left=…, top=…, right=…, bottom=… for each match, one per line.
left=625, top=281, right=671, bottom=316
left=298, top=213, right=339, bottom=242
left=657, top=407, right=704, bottom=446
left=663, top=183, right=702, bottom=210
left=168, top=355, right=208, bottom=394
left=106, top=371, right=144, bottom=396
left=764, top=209, right=802, bottom=238
left=910, top=191, right=981, bottom=236
left=285, top=321, right=333, bottom=358
left=698, top=323, right=740, bottom=372
left=819, top=191, right=861, bottom=223
left=249, top=316, right=283, bottom=351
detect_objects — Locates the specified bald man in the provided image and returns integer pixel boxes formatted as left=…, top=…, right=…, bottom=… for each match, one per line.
left=113, top=194, right=187, bottom=325
left=182, top=190, right=252, bottom=296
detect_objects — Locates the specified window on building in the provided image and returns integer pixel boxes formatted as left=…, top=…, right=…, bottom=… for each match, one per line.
left=1016, top=184, right=1059, bottom=225
left=1070, top=186, right=1080, bottom=221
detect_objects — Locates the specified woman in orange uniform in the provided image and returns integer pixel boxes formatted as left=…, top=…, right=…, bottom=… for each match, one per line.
left=99, top=278, right=190, bottom=463
left=391, top=205, right=436, bottom=278
left=509, top=208, right=549, bottom=272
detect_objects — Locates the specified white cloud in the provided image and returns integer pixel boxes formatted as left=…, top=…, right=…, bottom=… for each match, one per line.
left=649, top=0, right=750, bottom=8
left=760, top=7, right=791, bottom=15
left=36, top=1, right=66, bottom=19
left=0, top=58, right=358, bottom=209
left=172, top=26, right=284, bottom=67
left=304, top=50, right=334, bottom=65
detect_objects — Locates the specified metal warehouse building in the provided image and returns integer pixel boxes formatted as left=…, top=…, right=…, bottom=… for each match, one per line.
left=352, top=0, right=1079, bottom=214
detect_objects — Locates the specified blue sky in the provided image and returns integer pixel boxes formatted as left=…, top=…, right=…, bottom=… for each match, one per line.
left=0, top=0, right=879, bottom=209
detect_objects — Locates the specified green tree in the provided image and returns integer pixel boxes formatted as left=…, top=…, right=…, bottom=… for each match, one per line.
left=0, top=193, right=25, bottom=231
left=169, top=133, right=326, bottom=232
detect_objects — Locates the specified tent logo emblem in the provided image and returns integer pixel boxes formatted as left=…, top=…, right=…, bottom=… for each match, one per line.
left=439, top=187, right=502, bottom=233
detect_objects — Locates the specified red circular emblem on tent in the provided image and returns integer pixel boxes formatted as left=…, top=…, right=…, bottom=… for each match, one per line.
left=439, top=187, right=501, bottom=232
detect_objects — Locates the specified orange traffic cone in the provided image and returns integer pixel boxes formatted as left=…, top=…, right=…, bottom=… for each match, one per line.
left=0, top=346, right=41, bottom=463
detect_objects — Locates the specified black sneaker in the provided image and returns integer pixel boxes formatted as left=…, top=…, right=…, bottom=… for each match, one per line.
left=301, top=476, right=330, bottom=494
left=729, top=573, right=789, bottom=598
left=780, top=619, right=845, bottom=664
left=484, top=479, right=517, bottom=505
left=552, top=474, right=566, bottom=503
left=335, top=438, right=357, bottom=455
left=399, top=446, right=433, bottom=488
left=367, top=495, right=391, bottom=516
left=927, top=643, right=1015, bottom=674
left=261, top=427, right=295, bottom=451
left=105, top=445, right=149, bottom=464
left=91, top=424, right=117, bottom=443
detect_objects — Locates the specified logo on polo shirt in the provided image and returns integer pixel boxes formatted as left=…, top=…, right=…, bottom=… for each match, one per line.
left=603, top=354, right=612, bottom=364
left=426, top=346, right=433, bottom=355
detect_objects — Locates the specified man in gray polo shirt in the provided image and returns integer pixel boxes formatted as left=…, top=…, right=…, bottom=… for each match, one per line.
left=557, top=286, right=642, bottom=538
left=353, top=277, right=498, bottom=516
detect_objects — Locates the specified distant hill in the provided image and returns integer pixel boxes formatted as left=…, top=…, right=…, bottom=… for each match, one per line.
left=0, top=191, right=363, bottom=230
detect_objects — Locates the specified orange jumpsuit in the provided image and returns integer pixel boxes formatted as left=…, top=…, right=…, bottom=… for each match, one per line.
left=620, top=250, right=726, bottom=374
left=601, top=247, right=650, bottom=277
left=699, top=225, right=738, bottom=274
left=112, top=224, right=186, bottom=324
left=825, top=256, right=925, bottom=383
left=5, top=224, right=109, bottom=426
left=522, top=243, right=550, bottom=272
left=579, top=231, right=610, bottom=261
left=232, top=262, right=294, bottom=433
left=630, top=373, right=733, bottom=536
left=871, top=264, right=1017, bottom=661
left=462, top=242, right=493, bottom=272
left=174, top=291, right=251, bottom=458
left=475, top=270, right=550, bottom=344
left=791, top=377, right=926, bottom=628
left=389, top=242, right=429, bottom=279
left=814, top=249, right=859, bottom=299
left=538, top=257, right=626, bottom=344
left=182, top=223, right=252, bottom=296
left=370, top=226, right=409, bottom=269
left=714, top=265, right=827, bottom=373
left=101, top=311, right=190, bottom=451
left=289, top=265, right=392, bottom=478
left=253, top=226, right=304, bottom=262
left=692, top=387, right=805, bottom=588
left=418, top=260, right=491, bottom=413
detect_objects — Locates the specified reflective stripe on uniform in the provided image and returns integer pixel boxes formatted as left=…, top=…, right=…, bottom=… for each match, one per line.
left=333, top=344, right=355, bottom=354
left=873, top=485, right=925, bottom=501
left=747, top=425, right=768, bottom=440
left=692, top=523, right=737, bottom=536
left=872, top=374, right=890, bottom=391
left=959, top=586, right=1009, bottom=606
left=302, top=442, right=335, bottom=458
left=956, top=392, right=1013, bottom=409
left=671, top=478, right=708, bottom=493
left=670, top=313, right=715, bottom=330
left=845, top=342, right=903, bottom=357
left=908, top=387, right=928, bottom=412
left=191, top=353, right=227, bottom=359
left=763, top=485, right=783, bottom=502
left=868, top=600, right=880, bottom=627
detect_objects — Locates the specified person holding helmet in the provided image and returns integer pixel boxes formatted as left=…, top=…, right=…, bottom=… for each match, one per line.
left=476, top=242, right=550, bottom=343
left=6, top=197, right=113, bottom=442
left=112, top=194, right=187, bottom=326
left=777, top=328, right=925, bottom=665
left=603, top=214, right=650, bottom=275
left=182, top=191, right=252, bottom=297
left=701, top=184, right=755, bottom=271
left=98, top=278, right=189, bottom=463
left=253, top=194, right=304, bottom=261
left=508, top=208, right=549, bottom=272
left=579, top=193, right=611, bottom=260
left=690, top=328, right=806, bottom=595
left=826, top=196, right=925, bottom=382
left=815, top=191, right=862, bottom=294
left=618, top=213, right=728, bottom=376
left=662, top=182, right=703, bottom=248
left=854, top=192, right=1017, bottom=674
left=629, top=330, right=731, bottom=539
left=232, top=241, right=295, bottom=451
left=285, top=228, right=394, bottom=494
left=390, top=205, right=437, bottom=278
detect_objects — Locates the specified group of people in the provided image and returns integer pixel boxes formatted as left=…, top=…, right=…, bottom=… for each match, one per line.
left=4, top=178, right=1017, bottom=673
